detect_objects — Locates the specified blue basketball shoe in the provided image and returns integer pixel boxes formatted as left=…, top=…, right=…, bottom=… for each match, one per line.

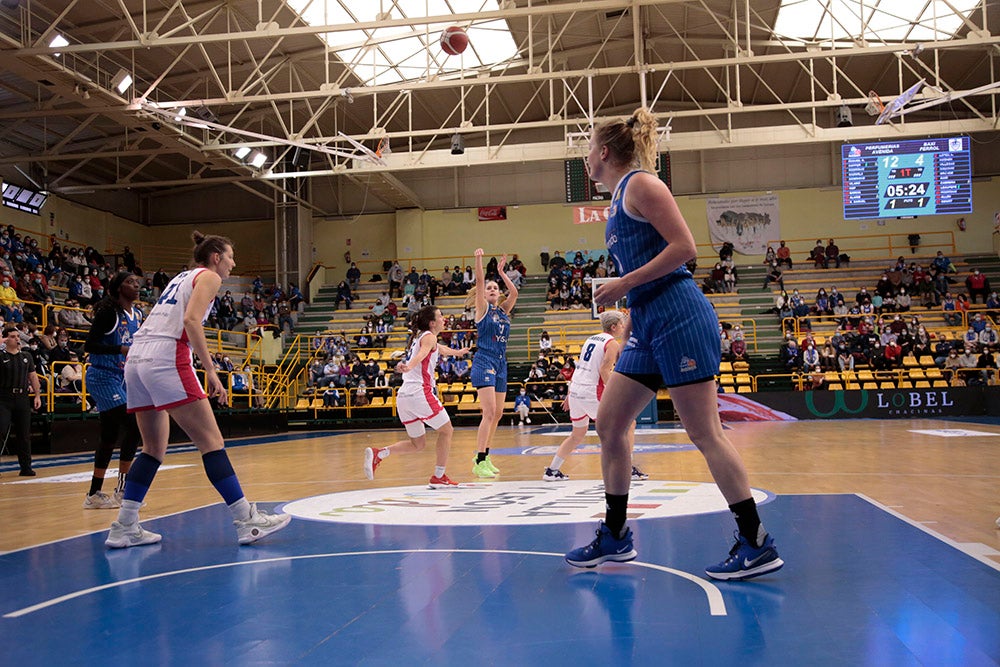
left=565, top=522, right=637, bottom=568
left=705, top=531, right=784, bottom=581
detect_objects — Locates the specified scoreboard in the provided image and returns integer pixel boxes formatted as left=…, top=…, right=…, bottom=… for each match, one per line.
left=565, top=152, right=672, bottom=203
left=842, top=136, right=972, bottom=220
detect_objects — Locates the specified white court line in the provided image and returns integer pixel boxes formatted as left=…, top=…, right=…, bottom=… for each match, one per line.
left=2, top=549, right=727, bottom=618
left=857, top=493, right=1000, bottom=573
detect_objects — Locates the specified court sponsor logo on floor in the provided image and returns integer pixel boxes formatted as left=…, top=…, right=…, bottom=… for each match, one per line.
left=3, top=465, right=193, bottom=484
left=908, top=429, right=1000, bottom=438
left=282, top=480, right=774, bottom=526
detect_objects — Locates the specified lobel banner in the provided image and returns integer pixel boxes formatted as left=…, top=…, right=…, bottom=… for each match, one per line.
left=716, top=387, right=994, bottom=421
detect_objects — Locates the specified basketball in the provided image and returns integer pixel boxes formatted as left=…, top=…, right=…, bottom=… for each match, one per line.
left=440, top=26, right=469, bottom=56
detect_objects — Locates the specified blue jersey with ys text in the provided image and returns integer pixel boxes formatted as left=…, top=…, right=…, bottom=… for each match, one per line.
left=475, top=303, right=510, bottom=358
left=606, top=170, right=691, bottom=307
left=89, top=306, right=144, bottom=372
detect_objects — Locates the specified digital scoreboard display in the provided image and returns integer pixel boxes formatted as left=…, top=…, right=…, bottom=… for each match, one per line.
left=565, top=152, right=672, bottom=203
left=842, top=136, right=972, bottom=220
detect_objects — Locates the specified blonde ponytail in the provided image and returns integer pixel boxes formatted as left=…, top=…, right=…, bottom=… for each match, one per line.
left=595, top=107, right=660, bottom=172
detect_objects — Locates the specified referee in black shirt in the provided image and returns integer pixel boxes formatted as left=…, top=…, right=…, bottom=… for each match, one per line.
left=0, top=327, right=42, bottom=476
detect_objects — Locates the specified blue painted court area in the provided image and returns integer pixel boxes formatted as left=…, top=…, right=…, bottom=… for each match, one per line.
left=1, top=495, right=998, bottom=666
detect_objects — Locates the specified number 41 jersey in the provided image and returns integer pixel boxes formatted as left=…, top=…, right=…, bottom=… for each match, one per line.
left=134, top=268, right=214, bottom=344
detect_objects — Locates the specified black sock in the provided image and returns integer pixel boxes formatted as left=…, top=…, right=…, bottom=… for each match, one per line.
left=729, top=497, right=763, bottom=547
left=605, top=493, right=629, bottom=538
left=88, top=476, right=103, bottom=496
left=476, top=452, right=487, bottom=464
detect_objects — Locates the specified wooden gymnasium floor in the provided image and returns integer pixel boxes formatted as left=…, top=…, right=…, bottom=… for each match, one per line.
left=1, top=417, right=999, bottom=665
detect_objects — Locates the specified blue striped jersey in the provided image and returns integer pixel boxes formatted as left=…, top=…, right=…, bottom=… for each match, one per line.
left=606, top=170, right=691, bottom=307
left=475, top=303, right=509, bottom=359
left=88, top=305, right=144, bottom=372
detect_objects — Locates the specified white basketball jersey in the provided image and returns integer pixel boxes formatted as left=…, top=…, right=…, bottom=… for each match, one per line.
left=570, top=332, right=615, bottom=399
left=401, top=331, right=439, bottom=388
left=135, top=268, right=214, bottom=344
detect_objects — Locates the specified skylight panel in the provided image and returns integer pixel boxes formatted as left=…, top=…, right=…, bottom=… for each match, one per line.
left=772, top=0, right=980, bottom=43
left=286, top=0, right=520, bottom=86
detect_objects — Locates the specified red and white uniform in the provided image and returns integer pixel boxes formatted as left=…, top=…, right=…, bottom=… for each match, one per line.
left=397, top=331, right=450, bottom=437
left=567, top=332, right=615, bottom=422
left=125, top=268, right=212, bottom=411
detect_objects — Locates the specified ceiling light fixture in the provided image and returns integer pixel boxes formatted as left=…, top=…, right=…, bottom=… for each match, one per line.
left=249, top=151, right=267, bottom=168
left=234, top=146, right=251, bottom=160
left=111, top=69, right=133, bottom=94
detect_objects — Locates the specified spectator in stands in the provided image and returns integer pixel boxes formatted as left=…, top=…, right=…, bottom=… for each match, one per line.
left=58, top=350, right=85, bottom=398
left=963, top=325, right=980, bottom=352
left=976, top=350, right=997, bottom=384
left=548, top=251, right=567, bottom=272
left=723, top=264, right=737, bottom=293
left=762, top=261, right=784, bottom=292
left=731, top=336, right=748, bottom=363
left=806, top=365, right=826, bottom=391
left=837, top=345, right=854, bottom=372
left=764, top=246, right=776, bottom=266
left=707, top=263, right=725, bottom=294
left=276, top=299, right=294, bottom=333
left=790, top=290, right=810, bottom=330
left=775, top=240, right=792, bottom=269
left=942, top=292, right=960, bottom=326
left=353, top=380, right=369, bottom=407
left=895, top=288, right=911, bottom=313
left=979, top=323, right=998, bottom=352
left=930, top=251, right=955, bottom=278
left=958, top=346, right=979, bottom=379
left=801, top=343, right=820, bottom=371
left=452, top=356, right=469, bottom=381
left=956, top=293, right=971, bottom=322
left=334, top=280, right=353, bottom=310
left=514, top=388, right=531, bottom=426
left=943, top=348, right=963, bottom=380
left=779, top=338, right=800, bottom=371
left=934, top=332, right=955, bottom=366
left=384, top=261, right=402, bottom=299
left=986, top=291, right=1000, bottom=321
left=48, top=328, right=75, bottom=365
left=812, top=288, right=832, bottom=321
left=346, top=262, right=362, bottom=291
left=461, top=265, right=474, bottom=292
left=539, top=331, right=553, bottom=356
left=719, top=330, right=733, bottom=362
left=820, top=342, right=837, bottom=370
left=912, top=325, right=932, bottom=359
left=965, top=269, right=990, bottom=304
left=917, top=274, right=938, bottom=308
left=825, top=239, right=840, bottom=268
left=809, top=240, right=827, bottom=268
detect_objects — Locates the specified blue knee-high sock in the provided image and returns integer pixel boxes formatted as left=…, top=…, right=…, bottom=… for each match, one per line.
left=202, top=449, right=245, bottom=505
left=122, top=452, right=161, bottom=503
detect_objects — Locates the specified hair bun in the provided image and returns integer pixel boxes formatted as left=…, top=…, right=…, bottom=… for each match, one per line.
left=625, top=116, right=638, bottom=128
left=191, top=231, right=206, bottom=244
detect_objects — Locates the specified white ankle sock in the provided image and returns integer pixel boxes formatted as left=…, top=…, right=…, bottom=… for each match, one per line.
left=434, top=466, right=446, bottom=477
left=229, top=497, right=252, bottom=521
left=117, top=500, right=141, bottom=525
left=550, top=456, right=565, bottom=470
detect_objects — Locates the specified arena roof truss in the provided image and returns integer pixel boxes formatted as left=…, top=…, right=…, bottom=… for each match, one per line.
left=0, top=0, right=998, bottom=221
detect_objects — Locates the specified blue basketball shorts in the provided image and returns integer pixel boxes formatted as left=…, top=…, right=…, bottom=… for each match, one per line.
left=470, top=353, right=508, bottom=395
left=615, top=277, right=721, bottom=388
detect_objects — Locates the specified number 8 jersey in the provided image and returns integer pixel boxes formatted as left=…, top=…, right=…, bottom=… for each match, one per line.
left=569, top=332, right=615, bottom=400
left=134, top=268, right=214, bottom=344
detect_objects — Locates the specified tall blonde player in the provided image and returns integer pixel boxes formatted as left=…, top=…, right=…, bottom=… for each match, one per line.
left=364, top=306, right=470, bottom=488
left=542, top=311, right=646, bottom=482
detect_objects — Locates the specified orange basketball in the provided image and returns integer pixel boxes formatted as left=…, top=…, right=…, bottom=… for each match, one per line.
left=440, top=26, right=469, bottom=56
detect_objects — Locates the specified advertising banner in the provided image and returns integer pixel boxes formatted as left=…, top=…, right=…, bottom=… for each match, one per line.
left=705, top=194, right=780, bottom=255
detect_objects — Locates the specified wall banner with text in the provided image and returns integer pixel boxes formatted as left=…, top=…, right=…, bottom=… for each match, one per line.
left=705, top=194, right=780, bottom=255
left=573, top=206, right=610, bottom=224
